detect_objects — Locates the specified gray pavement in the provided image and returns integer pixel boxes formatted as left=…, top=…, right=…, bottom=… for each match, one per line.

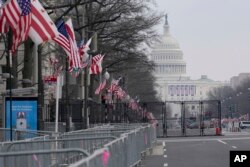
left=141, top=132, right=250, bottom=167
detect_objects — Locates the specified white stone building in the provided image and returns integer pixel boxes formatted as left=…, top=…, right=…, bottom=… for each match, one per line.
left=151, top=15, right=224, bottom=117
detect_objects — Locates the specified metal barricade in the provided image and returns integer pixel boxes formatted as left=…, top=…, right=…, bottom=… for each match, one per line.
left=0, top=123, right=157, bottom=167
left=0, top=128, right=53, bottom=141
left=0, top=136, right=116, bottom=154
left=0, top=148, right=89, bottom=167
left=69, top=124, right=157, bottom=167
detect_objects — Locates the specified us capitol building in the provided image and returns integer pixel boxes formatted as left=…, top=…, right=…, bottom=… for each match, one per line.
left=150, top=15, right=224, bottom=117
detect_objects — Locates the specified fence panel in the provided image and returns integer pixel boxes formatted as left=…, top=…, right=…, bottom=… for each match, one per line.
left=0, top=149, right=89, bottom=167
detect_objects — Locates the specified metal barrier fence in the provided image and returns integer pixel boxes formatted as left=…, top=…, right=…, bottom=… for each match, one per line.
left=0, top=128, right=53, bottom=142
left=0, top=123, right=157, bottom=167
left=0, top=148, right=89, bottom=167
left=69, top=124, right=157, bottom=167
left=0, top=136, right=116, bottom=154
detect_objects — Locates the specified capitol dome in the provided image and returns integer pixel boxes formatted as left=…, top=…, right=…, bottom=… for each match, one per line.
left=151, top=15, right=187, bottom=79
left=155, top=17, right=180, bottom=50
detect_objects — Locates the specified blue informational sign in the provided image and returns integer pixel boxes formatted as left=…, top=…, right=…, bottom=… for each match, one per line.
left=5, top=97, right=38, bottom=132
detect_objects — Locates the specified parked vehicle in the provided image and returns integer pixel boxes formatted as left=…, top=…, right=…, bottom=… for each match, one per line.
left=187, top=122, right=199, bottom=129
left=239, top=121, right=250, bottom=129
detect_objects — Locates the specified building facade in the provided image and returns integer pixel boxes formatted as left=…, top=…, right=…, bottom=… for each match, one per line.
left=230, top=73, right=250, bottom=90
left=151, top=15, right=224, bottom=117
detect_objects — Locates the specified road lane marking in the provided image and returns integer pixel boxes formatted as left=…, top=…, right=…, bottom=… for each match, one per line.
left=232, top=146, right=237, bottom=149
left=160, top=137, right=250, bottom=143
left=164, top=163, right=168, bottom=166
left=218, top=139, right=227, bottom=145
left=164, top=149, right=166, bottom=152
left=164, top=154, right=167, bottom=158
left=163, top=141, right=166, bottom=147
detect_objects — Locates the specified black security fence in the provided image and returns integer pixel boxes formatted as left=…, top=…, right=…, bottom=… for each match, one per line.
left=43, top=99, right=221, bottom=136
left=43, top=99, right=148, bottom=131
left=161, top=100, right=221, bottom=137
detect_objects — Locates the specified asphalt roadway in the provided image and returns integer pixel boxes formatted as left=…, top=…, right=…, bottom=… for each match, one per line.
left=141, top=131, right=250, bottom=167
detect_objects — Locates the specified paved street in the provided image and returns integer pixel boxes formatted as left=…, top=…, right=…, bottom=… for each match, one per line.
left=141, top=131, right=250, bottom=167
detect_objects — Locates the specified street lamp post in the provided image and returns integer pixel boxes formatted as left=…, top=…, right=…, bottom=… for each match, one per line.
left=103, top=70, right=110, bottom=123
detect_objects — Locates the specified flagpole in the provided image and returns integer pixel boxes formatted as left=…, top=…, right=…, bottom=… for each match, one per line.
left=65, top=58, right=71, bottom=132
left=98, top=73, right=102, bottom=123
left=84, top=66, right=88, bottom=129
left=55, top=74, right=60, bottom=134
left=7, top=30, right=13, bottom=141
left=37, top=45, right=44, bottom=131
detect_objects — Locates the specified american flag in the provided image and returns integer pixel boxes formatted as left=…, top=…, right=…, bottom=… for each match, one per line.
left=28, top=0, right=58, bottom=44
left=65, top=18, right=82, bottom=72
left=79, top=38, right=92, bottom=68
left=0, top=0, right=31, bottom=53
left=108, top=78, right=121, bottom=93
left=0, top=1, right=8, bottom=34
left=53, top=19, right=70, bottom=56
left=95, top=79, right=107, bottom=95
left=115, top=87, right=126, bottom=100
left=89, top=54, right=104, bottom=74
left=129, top=99, right=138, bottom=111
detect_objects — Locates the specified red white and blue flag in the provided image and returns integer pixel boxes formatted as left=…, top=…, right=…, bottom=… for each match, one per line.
left=95, top=79, right=107, bottom=95
left=28, top=0, right=58, bottom=44
left=79, top=38, right=92, bottom=68
left=53, top=18, right=82, bottom=72
left=89, top=54, right=104, bottom=74
left=108, top=77, right=121, bottom=93
left=0, top=0, right=8, bottom=34
left=115, top=87, right=126, bottom=99
left=0, top=0, right=31, bottom=53
left=53, top=19, right=70, bottom=56
left=129, top=99, right=138, bottom=110
left=65, top=18, right=82, bottom=72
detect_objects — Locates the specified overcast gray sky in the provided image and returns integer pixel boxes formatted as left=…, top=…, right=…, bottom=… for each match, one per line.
left=154, top=0, right=250, bottom=81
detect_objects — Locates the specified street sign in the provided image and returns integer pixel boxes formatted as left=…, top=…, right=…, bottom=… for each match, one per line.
left=44, top=76, right=57, bottom=83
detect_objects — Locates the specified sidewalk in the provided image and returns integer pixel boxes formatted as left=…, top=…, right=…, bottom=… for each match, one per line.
left=140, top=141, right=165, bottom=167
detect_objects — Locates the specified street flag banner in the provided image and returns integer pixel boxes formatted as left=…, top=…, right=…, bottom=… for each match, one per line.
left=53, top=19, right=70, bottom=56
left=95, top=79, right=107, bottom=95
left=0, top=0, right=31, bottom=53
left=28, top=0, right=58, bottom=44
left=65, top=18, right=82, bottom=72
left=89, top=54, right=104, bottom=74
